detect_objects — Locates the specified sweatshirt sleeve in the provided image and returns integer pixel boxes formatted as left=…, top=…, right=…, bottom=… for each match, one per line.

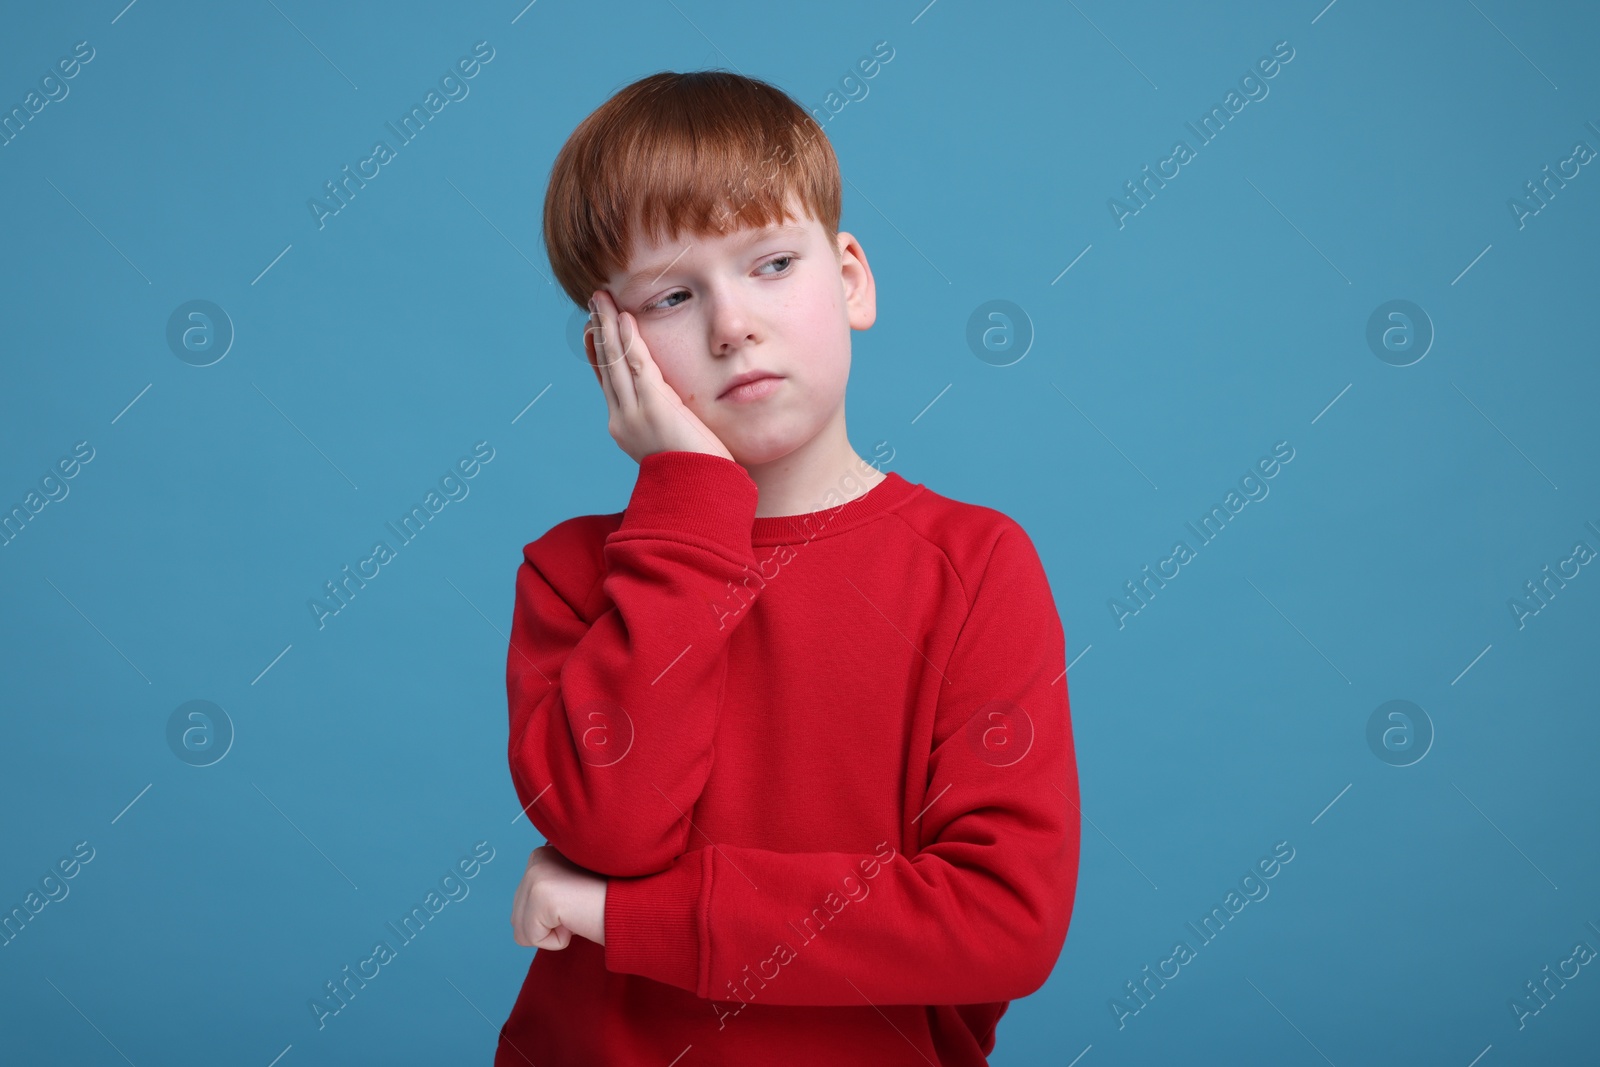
left=506, top=450, right=763, bottom=878
left=601, top=521, right=1082, bottom=1005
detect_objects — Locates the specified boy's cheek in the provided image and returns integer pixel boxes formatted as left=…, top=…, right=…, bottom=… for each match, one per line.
left=671, top=378, right=699, bottom=405
left=655, top=362, right=704, bottom=405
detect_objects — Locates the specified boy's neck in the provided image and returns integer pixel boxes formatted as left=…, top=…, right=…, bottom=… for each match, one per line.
left=741, top=408, right=888, bottom=519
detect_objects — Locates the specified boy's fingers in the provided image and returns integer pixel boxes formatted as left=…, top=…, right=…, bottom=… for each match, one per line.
left=585, top=313, right=618, bottom=410
left=618, top=312, right=663, bottom=392
left=511, top=885, right=530, bottom=944
left=589, top=303, right=623, bottom=370
left=540, top=924, right=573, bottom=950
left=596, top=294, right=635, bottom=370
left=586, top=299, right=627, bottom=413
left=594, top=295, right=639, bottom=409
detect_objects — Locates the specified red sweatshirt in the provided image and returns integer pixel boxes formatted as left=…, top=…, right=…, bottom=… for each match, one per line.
left=496, top=450, right=1079, bottom=1066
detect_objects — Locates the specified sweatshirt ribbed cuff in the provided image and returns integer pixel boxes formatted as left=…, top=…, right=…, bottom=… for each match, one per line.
left=603, top=847, right=709, bottom=995
left=614, top=451, right=759, bottom=561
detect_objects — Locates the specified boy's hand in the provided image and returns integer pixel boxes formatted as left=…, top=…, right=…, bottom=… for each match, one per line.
left=586, top=290, right=735, bottom=464
left=510, top=845, right=608, bottom=949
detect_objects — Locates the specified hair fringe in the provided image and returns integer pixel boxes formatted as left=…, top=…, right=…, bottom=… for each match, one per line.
left=542, top=71, right=841, bottom=308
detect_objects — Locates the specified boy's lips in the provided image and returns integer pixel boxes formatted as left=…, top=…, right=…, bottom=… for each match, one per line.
left=720, top=376, right=785, bottom=403
left=718, top=370, right=784, bottom=399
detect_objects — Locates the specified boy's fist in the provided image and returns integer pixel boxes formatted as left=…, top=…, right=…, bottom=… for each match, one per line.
left=510, top=845, right=607, bottom=950
left=585, top=290, right=735, bottom=464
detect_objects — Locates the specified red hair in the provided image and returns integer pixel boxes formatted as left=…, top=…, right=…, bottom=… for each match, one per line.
left=542, top=71, right=841, bottom=309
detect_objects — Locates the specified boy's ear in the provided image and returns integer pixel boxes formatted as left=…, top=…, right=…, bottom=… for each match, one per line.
left=835, top=231, right=876, bottom=331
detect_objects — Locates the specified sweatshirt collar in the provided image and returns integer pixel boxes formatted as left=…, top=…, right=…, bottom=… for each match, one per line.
left=750, top=470, right=922, bottom=546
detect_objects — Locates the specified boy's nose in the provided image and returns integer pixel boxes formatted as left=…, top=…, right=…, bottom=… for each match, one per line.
left=707, top=298, right=759, bottom=355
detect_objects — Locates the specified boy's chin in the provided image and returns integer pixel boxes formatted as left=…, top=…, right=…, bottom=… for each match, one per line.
left=722, top=431, right=806, bottom=470
left=726, top=442, right=796, bottom=469
left=716, top=406, right=840, bottom=469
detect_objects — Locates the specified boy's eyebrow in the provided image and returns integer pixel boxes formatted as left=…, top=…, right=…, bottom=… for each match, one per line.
left=620, top=223, right=810, bottom=294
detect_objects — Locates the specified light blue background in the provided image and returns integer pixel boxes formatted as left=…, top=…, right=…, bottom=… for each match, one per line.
left=3, top=1, right=1597, bottom=1063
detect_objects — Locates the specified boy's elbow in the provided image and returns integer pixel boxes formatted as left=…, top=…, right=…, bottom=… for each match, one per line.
left=999, top=879, right=1075, bottom=999
left=531, top=822, right=686, bottom=879
left=991, top=918, right=1067, bottom=1001
left=574, top=844, right=680, bottom=879
left=1020, top=931, right=1065, bottom=998
left=512, top=772, right=692, bottom=876
left=1032, top=895, right=1076, bottom=994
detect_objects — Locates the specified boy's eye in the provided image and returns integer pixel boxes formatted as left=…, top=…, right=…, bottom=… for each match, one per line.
left=646, top=290, right=690, bottom=311
left=642, top=256, right=796, bottom=312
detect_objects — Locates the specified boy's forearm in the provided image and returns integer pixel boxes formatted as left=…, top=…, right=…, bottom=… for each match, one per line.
left=601, top=823, right=1077, bottom=1006
left=508, top=451, right=762, bottom=877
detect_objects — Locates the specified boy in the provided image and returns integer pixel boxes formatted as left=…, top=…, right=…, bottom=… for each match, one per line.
left=497, top=70, right=1080, bottom=1065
